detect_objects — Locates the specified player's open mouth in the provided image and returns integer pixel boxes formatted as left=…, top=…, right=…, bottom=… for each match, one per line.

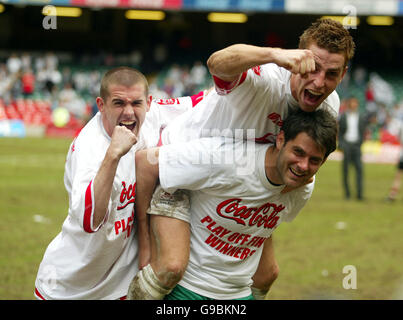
left=304, top=89, right=323, bottom=105
left=119, top=121, right=136, bottom=131
left=289, top=167, right=305, bottom=178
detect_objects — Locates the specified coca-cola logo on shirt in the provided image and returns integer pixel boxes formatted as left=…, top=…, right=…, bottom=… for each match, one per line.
left=216, top=198, right=285, bottom=229
left=117, top=181, right=136, bottom=210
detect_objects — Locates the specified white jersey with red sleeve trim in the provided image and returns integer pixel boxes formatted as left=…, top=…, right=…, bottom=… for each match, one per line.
left=161, top=63, right=340, bottom=145
left=35, top=112, right=139, bottom=300
left=158, top=137, right=314, bottom=299
left=35, top=95, right=198, bottom=300
left=139, top=94, right=200, bottom=148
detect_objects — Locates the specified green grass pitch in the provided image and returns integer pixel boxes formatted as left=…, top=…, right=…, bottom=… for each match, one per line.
left=0, top=137, right=402, bottom=299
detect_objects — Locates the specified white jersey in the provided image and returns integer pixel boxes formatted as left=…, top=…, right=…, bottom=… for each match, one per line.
left=35, top=96, right=195, bottom=300
left=161, top=63, right=339, bottom=144
left=140, top=93, right=204, bottom=148
left=159, top=137, right=314, bottom=299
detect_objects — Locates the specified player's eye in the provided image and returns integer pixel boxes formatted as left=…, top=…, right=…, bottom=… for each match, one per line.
left=132, top=100, right=143, bottom=106
left=310, top=158, right=322, bottom=165
left=113, top=100, right=124, bottom=106
left=327, top=70, right=340, bottom=79
left=293, top=148, right=304, bottom=157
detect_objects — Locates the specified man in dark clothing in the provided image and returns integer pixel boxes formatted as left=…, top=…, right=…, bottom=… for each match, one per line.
left=338, top=96, right=368, bottom=200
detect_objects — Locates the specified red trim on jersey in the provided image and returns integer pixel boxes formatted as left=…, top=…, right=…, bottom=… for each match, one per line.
left=35, top=288, right=46, bottom=300
left=157, top=126, right=164, bottom=147
left=154, top=98, right=180, bottom=105
left=83, top=180, right=94, bottom=233
left=190, top=90, right=204, bottom=107
left=255, top=133, right=275, bottom=144
left=252, top=65, right=262, bottom=76
left=213, top=71, right=247, bottom=95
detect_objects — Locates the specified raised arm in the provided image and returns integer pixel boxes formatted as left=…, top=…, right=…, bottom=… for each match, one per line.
left=207, top=44, right=316, bottom=82
left=92, top=125, right=138, bottom=229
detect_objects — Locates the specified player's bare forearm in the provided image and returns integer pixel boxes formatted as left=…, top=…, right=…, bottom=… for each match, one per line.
left=207, top=44, right=315, bottom=82
left=251, top=236, right=279, bottom=296
left=135, top=148, right=160, bottom=269
left=92, top=126, right=137, bottom=229
left=207, top=44, right=273, bottom=82
left=92, top=148, right=120, bottom=229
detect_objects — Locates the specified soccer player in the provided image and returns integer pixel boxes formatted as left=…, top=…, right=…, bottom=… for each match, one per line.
left=130, top=108, right=337, bottom=299
left=34, top=67, right=200, bottom=300
left=128, top=18, right=355, bottom=300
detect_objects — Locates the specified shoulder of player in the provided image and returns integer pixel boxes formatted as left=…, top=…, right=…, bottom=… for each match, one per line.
left=245, top=63, right=284, bottom=79
left=243, top=64, right=290, bottom=96
left=321, top=90, right=340, bottom=116
left=150, top=96, right=191, bottom=108
left=70, top=114, right=108, bottom=156
left=222, top=140, right=268, bottom=177
left=286, top=179, right=315, bottom=201
left=326, top=89, right=340, bottom=104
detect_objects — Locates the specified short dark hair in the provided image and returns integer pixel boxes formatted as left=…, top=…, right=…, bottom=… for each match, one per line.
left=100, top=66, right=149, bottom=100
left=281, top=108, right=338, bottom=159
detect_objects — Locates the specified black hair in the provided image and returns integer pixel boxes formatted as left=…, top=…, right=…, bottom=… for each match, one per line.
left=281, top=108, right=338, bottom=159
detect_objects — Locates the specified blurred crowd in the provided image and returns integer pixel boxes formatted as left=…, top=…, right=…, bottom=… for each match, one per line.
left=338, top=65, right=403, bottom=145
left=150, top=61, right=212, bottom=100
left=0, top=51, right=96, bottom=123
left=0, top=51, right=212, bottom=125
left=0, top=51, right=402, bottom=148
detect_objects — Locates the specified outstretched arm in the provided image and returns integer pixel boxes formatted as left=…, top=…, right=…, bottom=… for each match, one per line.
left=135, top=148, right=160, bottom=269
left=207, top=44, right=315, bottom=82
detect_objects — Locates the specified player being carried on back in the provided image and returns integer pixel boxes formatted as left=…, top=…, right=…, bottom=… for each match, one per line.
left=128, top=18, right=355, bottom=300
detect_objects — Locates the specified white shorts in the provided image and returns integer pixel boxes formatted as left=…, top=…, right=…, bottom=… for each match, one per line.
left=147, top=185, right=191, bottom=223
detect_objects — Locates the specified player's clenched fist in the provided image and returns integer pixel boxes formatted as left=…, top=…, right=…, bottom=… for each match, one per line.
left=109, top=125, right=138, bottom=158
left=273, top=48, right=315, bottom=75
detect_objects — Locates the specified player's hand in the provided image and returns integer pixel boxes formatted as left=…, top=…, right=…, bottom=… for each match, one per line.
left=273, top=48, right=315, bottom=75
left=281, top=177, right=314, bottom=194
left=109, top=125, right=138, bottom=158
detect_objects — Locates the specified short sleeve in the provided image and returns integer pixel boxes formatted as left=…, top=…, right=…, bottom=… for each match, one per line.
left=283, top=177, right=315, bottom=223
left=65, top=136, right=111, bottom=233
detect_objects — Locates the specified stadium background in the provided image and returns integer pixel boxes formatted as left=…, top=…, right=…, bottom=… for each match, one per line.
left=0, top=0, right=402, bottom=300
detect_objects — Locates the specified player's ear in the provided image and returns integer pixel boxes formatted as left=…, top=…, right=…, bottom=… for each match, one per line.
left=340, top=66, right=348, bottom=83
left=276, top=131, right=285, bottom=150
left=146, top=95, right=152, bottom=112
left=96, top=97, right=104, bottom=112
